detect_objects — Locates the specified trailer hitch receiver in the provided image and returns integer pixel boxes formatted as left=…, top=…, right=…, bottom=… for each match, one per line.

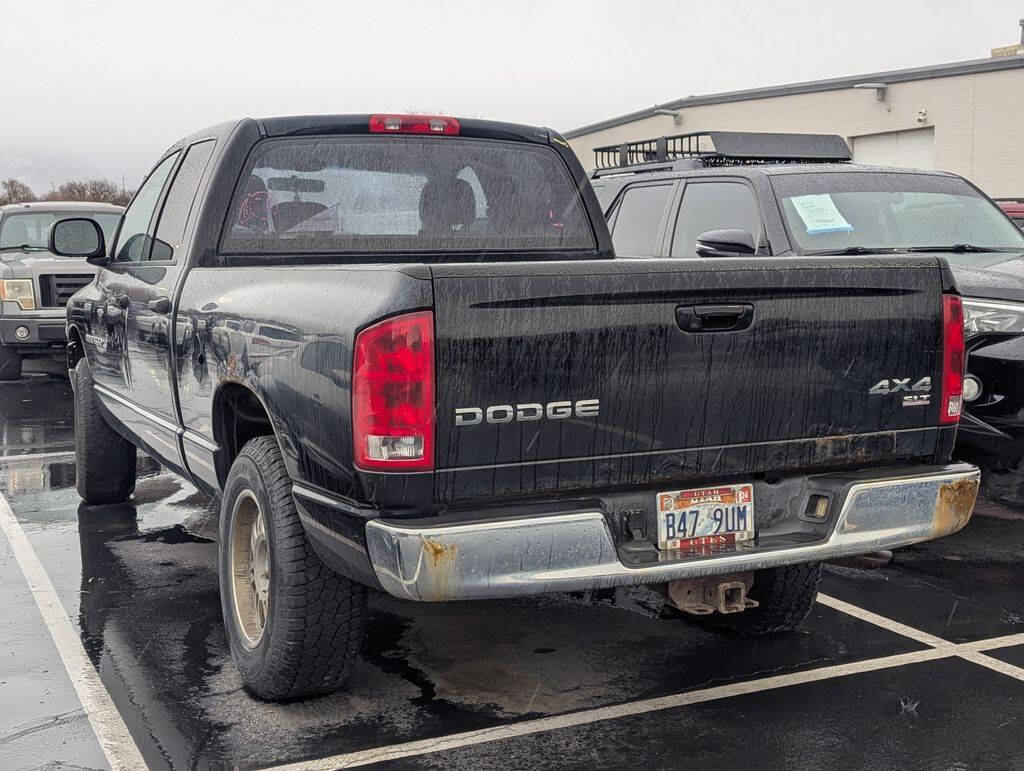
left=665, top=572, right=759, bottom=615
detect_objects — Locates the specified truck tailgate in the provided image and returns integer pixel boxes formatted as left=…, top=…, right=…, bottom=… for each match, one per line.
left=431, top=256, right=948, bottom=504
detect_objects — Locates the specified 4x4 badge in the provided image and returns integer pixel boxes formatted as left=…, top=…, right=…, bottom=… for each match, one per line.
left=868, top=377, right=931, bottom=395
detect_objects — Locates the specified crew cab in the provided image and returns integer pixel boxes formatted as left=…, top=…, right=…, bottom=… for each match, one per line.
left=591, top=131, right=1024, bottom=501
left=54, top=116, right=978, bottom=701
left=0, top=201, right=122, bottom=379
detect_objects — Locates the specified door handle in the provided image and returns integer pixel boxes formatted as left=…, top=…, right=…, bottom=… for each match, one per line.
left=676, top=303, right=754, bottom=333
left=148, top=297, right=172, bottom=315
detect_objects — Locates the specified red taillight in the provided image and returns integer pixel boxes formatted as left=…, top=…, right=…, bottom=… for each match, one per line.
left=369, top=114, right=460, bottom=135
left=941, top=294, right=965, bottom=425
left=352, top=311, right=435, bottom=471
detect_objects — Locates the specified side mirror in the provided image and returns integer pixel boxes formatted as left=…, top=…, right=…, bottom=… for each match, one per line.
left=694, top=229, right=756, bottom=258
left=49, top=218, right=107, bottom=263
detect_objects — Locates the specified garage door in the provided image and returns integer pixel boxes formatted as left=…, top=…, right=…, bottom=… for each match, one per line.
left=852, top=127, right=935, bottom=170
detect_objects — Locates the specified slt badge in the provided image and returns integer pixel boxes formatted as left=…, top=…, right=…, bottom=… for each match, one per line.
left=868, top=377, right=931, bottom=407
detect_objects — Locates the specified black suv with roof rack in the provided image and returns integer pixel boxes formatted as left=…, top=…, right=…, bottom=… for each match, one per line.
left=592, top=130, right=1024, bottom=500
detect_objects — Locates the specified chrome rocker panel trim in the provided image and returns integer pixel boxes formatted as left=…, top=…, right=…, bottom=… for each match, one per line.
left=365, top=466, right=980, bottom=601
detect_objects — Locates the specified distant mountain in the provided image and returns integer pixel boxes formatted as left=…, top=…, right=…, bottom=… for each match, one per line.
left=0, top=147, right=108, bottom=195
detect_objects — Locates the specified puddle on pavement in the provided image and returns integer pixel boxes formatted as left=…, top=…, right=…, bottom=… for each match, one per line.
left=3, top=454, right=164, bottom=495
left=0, top=375, right=76, bottom=456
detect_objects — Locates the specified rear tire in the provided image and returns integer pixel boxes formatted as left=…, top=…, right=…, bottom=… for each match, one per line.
left=687, top=561, right=822, bottom=636
left=74, top=358, right=136, bottom=504
left=0, top=345, right=22, bottom=380
left=219, top=435, right=367, bottom=700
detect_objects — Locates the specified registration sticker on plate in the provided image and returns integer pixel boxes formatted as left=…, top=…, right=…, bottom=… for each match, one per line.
left=656, top=483, right=754, bottom=551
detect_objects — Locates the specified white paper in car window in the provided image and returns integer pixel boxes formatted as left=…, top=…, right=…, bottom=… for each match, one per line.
left=789, top=194, right=854, bottom=235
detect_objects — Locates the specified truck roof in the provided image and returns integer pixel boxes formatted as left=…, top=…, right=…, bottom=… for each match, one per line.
left=0, top=201, right=124, bottom=213
left=255, top=114, right=556, bottom=145
left=173, top=115, right=558, bottom=153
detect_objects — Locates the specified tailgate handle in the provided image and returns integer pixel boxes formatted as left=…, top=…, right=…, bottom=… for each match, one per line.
left=676, top=303, right=754, bottom=333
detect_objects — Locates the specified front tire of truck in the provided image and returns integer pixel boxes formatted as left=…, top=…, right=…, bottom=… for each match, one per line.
left=74, top=358, right=136, bottom=504
left=687, top=562, right=822, bottom=636
left=219, top=435, right=367, bottom=701
left=0, top=345, right=23, bottom=380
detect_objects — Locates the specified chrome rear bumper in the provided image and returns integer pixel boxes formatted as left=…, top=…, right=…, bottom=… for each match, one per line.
left=365, top=465, right=979, bottom=601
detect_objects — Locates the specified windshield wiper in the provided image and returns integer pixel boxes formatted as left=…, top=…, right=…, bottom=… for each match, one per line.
left=807, top=246, right=887, bottom=256
left=906, top=244, right=994, bottom=253
left=0, top=244, right=47, bottom=253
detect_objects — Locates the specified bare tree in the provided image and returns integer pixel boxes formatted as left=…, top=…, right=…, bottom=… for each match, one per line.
left=43, top=178, right=133, bottom=206
left=0, top=178, right=37, bottom=205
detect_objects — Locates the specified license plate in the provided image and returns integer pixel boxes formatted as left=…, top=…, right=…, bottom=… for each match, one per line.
left=656, top=483, right=754, bottom=551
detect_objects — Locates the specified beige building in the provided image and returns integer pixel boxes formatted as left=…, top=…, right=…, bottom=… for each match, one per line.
left=565, top=55, right=1024, bottom=197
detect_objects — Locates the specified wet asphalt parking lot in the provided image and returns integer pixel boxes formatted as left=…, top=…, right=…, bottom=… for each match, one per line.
left=2, top=373, right=1024, bottom=770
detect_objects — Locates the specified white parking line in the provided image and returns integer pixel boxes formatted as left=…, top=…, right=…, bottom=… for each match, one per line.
left=0, top=449, right=76, bottom=463
left=816, top=593, right=952, bottom=646
left=959, top=650, right=1024, bottom=681
left=0, top=492, right=145, bottom=770
left=818, top=592, right=1024, bottom=681
left=265, top=630, right=1024, bottom=770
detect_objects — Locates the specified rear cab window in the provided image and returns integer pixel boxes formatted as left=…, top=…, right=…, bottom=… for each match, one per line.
left=220, top=136, right=595, bottom=259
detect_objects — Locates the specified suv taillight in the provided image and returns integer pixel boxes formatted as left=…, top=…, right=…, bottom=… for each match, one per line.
left=352, top=311, right=435, bottom=471
left=941, top=294, right=965, bottom=425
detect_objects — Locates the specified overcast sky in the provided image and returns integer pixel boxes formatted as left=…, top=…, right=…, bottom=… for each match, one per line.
left=2, top=0, right=1022, bottom=190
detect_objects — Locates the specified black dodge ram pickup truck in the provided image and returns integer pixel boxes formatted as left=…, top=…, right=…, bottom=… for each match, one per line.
left=53, top=114, right=979, bottom=700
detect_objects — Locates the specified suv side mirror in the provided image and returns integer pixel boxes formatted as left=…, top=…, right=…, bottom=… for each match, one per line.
left=694, top=229, right=756, bottom=258
left=49, top=218, right=107, bottom=264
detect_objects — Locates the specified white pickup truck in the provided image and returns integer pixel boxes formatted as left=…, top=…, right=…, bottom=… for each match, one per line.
left=0, top=201, right=122, bottom=378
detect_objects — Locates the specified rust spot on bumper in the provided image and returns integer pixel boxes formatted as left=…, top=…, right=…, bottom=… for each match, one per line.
left=424, top=538, right=457, bottom=567
left=933, top=476, right=979, bottom=537
left=421, top=538, right=457, bottom=601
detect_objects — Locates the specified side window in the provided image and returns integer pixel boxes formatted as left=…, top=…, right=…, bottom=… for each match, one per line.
left=671, top=182, right=762, bottom=257
left=113, top=152, right=179, bottom=263
left=609, top=184, right=673, bottom=256
left=150, top=140, right=216, bottom=262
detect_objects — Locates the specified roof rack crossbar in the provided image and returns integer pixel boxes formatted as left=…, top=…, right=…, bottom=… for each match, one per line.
left=593, top=131, right=851, bottom=170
